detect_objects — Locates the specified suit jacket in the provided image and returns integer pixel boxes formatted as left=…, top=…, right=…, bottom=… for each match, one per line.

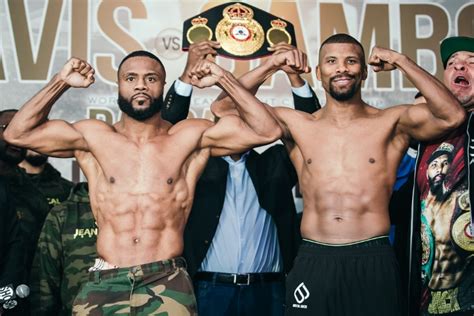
left=183, top=146, right=302, bottom=277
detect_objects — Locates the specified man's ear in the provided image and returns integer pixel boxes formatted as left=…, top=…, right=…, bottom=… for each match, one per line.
left=362, top=64, right=368, bottom=81
left=316, top=65, right=321, bottom=81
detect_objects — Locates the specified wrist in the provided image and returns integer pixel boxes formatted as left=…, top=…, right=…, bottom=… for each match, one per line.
left=288, top=74, right=305, bottom=88
left=179, top=73, right=192, bottom=84
left=53, top=74, right=71, bottom=90
left=392, top=52, right=407, bottom=68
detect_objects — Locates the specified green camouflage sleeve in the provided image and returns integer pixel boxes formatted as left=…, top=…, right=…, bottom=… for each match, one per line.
left=30, top=205, right=67, bottom=315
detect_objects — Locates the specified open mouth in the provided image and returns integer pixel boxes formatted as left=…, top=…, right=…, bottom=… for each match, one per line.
left=453, top=76, right=470, bottom=87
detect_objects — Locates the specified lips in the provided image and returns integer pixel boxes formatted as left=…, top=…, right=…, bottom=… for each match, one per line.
left=331, top=75, right=355, bottom=85
left=453, top=75, right=470, bottom=86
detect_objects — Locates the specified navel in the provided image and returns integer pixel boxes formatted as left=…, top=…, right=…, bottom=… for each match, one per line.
left=307, top=158, right=312, bottom=165
left=133, top=237, right=140, bottom=244
left=334, top=216, right=344, bottom=222
left=109, top=176, right=115, bottom=184
left=167, top=177, right=173, bottom=185
left=369, top=158, right=376, bottom=164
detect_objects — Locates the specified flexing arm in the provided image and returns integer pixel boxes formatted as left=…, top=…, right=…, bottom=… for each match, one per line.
left=189, top=60, right=282, bottom=155
left=211, top=45, right=311, bottom=117
left=368, top=46, right=465, bottom=140
left=4, top=58, right=95, bottom=157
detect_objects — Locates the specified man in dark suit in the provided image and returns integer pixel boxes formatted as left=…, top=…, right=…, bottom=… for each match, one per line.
left=162, top=43, right=320, bottom=316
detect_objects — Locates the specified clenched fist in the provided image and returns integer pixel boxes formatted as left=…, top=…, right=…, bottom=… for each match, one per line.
left=368, top=46, right=401, bottom=72
left=188, top=60, right=227, bottom=89
left=59, top=58, right=95, bottom=88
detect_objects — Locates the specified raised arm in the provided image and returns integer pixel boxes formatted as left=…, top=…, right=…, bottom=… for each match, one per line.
left=211, top=44, right=311, bottom=117
left=4, top=58, right=95, bottom=157
left=161, top=41, right=220, bottom=124
left=368, top=46, right=465, bottom=141
left=189, top=60, right=283, bottom=156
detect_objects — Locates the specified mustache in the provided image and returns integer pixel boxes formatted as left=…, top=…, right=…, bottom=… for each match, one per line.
left=132, top=92, right=152, bottom=100
left=330, top=73, right=355, bottom=82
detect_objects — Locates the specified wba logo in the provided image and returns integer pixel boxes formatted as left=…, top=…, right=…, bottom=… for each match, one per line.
left=293, top=282, right=310, bottom=309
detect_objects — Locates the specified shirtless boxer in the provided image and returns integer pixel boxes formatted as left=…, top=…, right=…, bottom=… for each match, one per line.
left=210, top=33, right=465, bottom=316
left=4, top=49, right=307, bottom=315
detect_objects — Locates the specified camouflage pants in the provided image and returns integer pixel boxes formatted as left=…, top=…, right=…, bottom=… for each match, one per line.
left=72, top=257, right=197, bottom=315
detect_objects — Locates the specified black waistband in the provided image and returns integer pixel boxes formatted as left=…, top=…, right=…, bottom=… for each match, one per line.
left=299, top=236, right=392, bottom=256
left=195, top=271, right=284, bottom=285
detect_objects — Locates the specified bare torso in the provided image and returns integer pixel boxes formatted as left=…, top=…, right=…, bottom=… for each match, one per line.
left=74, top=119, right=210, bottom=267
left=278, top=105, right=409, bottom=243
left=423, top=192, right=465, bottom=289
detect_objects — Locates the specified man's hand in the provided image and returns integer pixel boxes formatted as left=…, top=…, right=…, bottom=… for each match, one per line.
left=180, top=41, right=220, bottom=84
left=189, top=60, right=226, bottom=89
left=268, top=43, right=310, bottom=75
left=266, top=44, right=311, bottom=75
left=368, top=46, right=401, bottom=72
left=58, top=58, right=95, bottom=88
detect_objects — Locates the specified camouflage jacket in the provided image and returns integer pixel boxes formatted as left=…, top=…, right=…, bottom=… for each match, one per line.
left=7, top=163, right=73, bottom=277
left=30, top=182, right=97, bottom=316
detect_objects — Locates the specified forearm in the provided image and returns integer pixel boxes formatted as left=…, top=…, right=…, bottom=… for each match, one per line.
left=395, top=54, right=464, bottom=123
left=217, top=72, right=280, bottom=137
left=5, top=75, right=69, bottom=143
left=214, top=60, right=277, bottom=102
left=287, top=73, right=305, bottom=88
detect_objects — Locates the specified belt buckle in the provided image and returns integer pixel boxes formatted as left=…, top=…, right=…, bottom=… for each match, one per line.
left=234, top=274, right=250, bottom=285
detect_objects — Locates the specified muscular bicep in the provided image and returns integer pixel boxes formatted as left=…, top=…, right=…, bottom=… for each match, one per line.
left=201, top=115, right=282, bottom=156
left=397, top=103, right=454, bottom=141
left=9, top=119, right=88, bottom=158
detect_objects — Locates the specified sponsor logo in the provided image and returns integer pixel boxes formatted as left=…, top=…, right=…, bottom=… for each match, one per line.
left=292, top=282, right=310, bottom=309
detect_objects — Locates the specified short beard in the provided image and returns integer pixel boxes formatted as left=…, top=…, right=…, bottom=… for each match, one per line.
left=0, top=141, right=26, bottom=165
left=428, top=177, right=447, bottom=201
left=24, top=153, right=48, bottom=167
left=329, top=75, right=359, bottom=101
left=118, top=93, right=163, bottom=121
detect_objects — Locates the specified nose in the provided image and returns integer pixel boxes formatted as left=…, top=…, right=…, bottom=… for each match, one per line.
left=453, top=60, right=466, bottom=71
left=336, top=61, right=348, bottom=74
left=134, top=77, right=147, bottom=91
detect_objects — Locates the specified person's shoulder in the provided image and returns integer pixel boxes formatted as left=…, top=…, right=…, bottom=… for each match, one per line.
left=169, top=118, right=213, bottom=133
left=73, top=118, right=115, bottom=133
left=371, top=104, right=409, bottom=119
left=274, top=106, right=311, bottom=119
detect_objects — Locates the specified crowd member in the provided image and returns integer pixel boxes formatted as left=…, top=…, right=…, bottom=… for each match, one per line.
left=211, top=33, right=465, bottom=315
left=406, top=36, right=474, bottom=316
left=4, top=47, right=306, bottom=314
left=0, top=110, right=26, bottom=316
left=175, top=44, right=320, bottom=316
left=31, top=182, right=95, bottom=316
left=1, top=110, right=73, bottom=278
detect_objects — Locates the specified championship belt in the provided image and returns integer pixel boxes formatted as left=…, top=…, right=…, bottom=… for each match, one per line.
left=182, top=2, right=297, bottom=59
left=421, top=213, right=435, bottom=284
left=451, top=192, right=474, bottom=252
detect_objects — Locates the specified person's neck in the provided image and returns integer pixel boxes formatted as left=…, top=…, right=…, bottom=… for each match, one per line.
left=323, top=94, right=367, bottom=122
left=116, top=114, right=167, bottom=142
left=230, top=153, right=242, bottom=161
left=18, top=160, right=45, bottom=174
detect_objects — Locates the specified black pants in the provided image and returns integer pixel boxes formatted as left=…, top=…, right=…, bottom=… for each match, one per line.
left=285, top=236, right=405, bottom=316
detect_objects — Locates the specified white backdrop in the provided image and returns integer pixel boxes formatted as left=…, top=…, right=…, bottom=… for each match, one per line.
left=1, top=0, right=472, bottom=201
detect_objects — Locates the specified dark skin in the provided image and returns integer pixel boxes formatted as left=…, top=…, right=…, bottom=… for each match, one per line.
left=4, top=55, right=286, bottom=267
left=217, top=43, right=465, bottom=243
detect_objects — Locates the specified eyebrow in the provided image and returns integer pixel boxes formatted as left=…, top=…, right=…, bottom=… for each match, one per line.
left=449, top=53, right=474, bottom=60
left=122, top=72, right=162, bottom=78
